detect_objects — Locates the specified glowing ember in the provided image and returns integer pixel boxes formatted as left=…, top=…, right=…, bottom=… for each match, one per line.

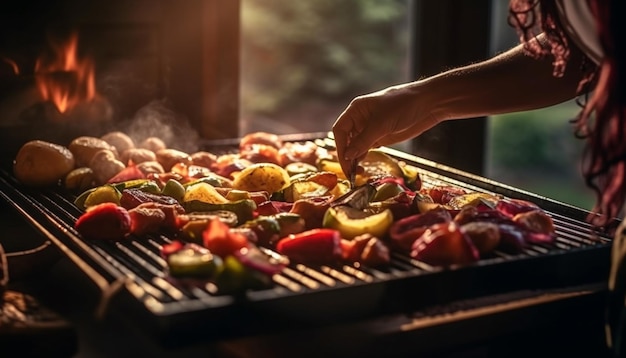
left=34, top=33, right=96, bottom=114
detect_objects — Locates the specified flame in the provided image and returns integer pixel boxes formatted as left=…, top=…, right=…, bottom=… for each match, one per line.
left=34, top=33, right=96, bottom=114
left=1, top=57, right=19, bottom=75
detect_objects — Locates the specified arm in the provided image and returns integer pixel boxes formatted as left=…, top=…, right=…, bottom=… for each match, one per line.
left=332, top=35, right=588, bottom=176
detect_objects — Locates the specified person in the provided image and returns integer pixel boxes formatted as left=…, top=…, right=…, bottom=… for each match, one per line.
left=332, top=0, right=625, bottom=356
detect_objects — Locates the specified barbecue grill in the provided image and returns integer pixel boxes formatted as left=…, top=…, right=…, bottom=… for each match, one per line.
left=0, top=132, right=613, bottom=355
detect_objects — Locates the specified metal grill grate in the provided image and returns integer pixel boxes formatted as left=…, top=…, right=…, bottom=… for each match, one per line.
left=0, top=133, right=613, bottom=342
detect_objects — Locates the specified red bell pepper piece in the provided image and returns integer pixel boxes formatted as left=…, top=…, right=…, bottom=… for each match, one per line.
left=496, top=198, right=540, bottom=218
left=160, top=240, right=185, bottom=259
left=202, top=218, right=249, bottom=258
left=75, top=202, right=131, bottom=240
left=423, top=185, right=467, bottom=205
left=275, top=228, right=342, bottom=264
left=411, top=221, right=480, bottom=266
left=388, top=208, right=453, bottom=252
left=107, top=164, right=146, bottom=184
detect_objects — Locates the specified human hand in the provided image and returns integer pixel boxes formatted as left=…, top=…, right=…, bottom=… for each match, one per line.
left=332, top=82, right=440, bottom=177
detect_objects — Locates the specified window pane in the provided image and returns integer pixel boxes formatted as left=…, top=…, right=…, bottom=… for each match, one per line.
left=487, top=1, right=595, bottom=210
left=240, top=0, right=410, bottom=135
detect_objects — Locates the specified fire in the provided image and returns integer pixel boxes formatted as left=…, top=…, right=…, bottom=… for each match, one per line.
left=34, top=33, right=96, bottom=114
left=1, top=57, right=19, bottom=75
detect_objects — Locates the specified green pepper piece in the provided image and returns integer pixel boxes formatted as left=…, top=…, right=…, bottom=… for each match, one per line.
left=213, top=255, right=271, bottom=294
left=273, top=212, right=306, bottom=238
left=184, top=176, right=226, bottom=189
left=161, top=179, right=186, bottom=203
left=241, top=216, right=281, bottom=246
left=180, top=211, right=239, bottom=243
left=167, top=245, right=222, bottom=278
left=82, top=185, right=122, bottom=209
left=401, top=163, right=422, bottom=191
left=111, top=179, right=152, bottom=191
left=74, top=187, right=96, bottom=210
left=183, top=199, right=256, bottom=226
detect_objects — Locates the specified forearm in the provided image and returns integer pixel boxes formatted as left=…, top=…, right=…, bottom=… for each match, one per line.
left=419, top=39, right=587, bottom=122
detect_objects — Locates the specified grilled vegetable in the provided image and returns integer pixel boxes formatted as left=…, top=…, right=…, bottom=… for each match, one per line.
left=167, top=243, right=222, bottom=278
left=64, top=167, right=97, bottom=193
left=184, top=199, right=257, bottom=226
left=232, top=162, right=291, bottom=194
left=411, top=221, right=480, bottom=266
left=359, top=149, right=405, bottom=182
left=235, top=245, right=289, bottom=276
left=240, top=216, right=281, bottom=247
left=323, top=205, right=393, bottom=240
left=82, top=184, right=122, bottom=208
left=213, top=255, right=272, bottom=294
left=202, top=218, right=249, bottom=258
left=160, top=178, right=186, bottom=203
left=459, top=221, right=501, bottom=255
left=74, top=202, right=131, bottom=240
left=119, top=188, right=183, bottom=211
left=107, top=163, right=146, bottom=184
left=330, top=183, right=376, bottom=210
left=275, top=228, right=342, bottom=264
left=341, top=234, right=390, bottom=267
left=388, top=208, right=453, bottom=252
left=183, top=182, right=229, bottom=204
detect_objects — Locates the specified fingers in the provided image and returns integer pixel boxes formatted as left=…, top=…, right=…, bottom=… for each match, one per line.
left=333, top=98, right=387, bottom=176
left=332, top=108, right=358, bottom=177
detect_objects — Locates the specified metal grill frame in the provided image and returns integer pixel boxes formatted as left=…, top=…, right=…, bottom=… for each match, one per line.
left=0, top=132, right=613, bottom=345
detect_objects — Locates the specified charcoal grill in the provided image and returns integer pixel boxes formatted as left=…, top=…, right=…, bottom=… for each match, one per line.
left=0, top=132, right=613, bottom=347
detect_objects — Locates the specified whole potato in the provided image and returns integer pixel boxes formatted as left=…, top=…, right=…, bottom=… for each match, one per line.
left=13, top=140, right=76, bottom=187
left=69, top=136, right=118, bottom=167
left=101, top=131, right=135, bottom=155
left=191, top=151, right=218, bottom=168
left=232, top=163, right=290, bottom=194
left=121, top=148, right=157, bottom=166
left=140, top=137, right=166, bottom=153
left=135, top=161, right=165, bottom=176
left=89, top=149, right=125, bottom=185
left=156, top=148, right=192, bottom=172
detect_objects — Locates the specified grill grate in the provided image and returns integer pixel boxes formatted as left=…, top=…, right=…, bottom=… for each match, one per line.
left=0, top=133, right=614, bottom=343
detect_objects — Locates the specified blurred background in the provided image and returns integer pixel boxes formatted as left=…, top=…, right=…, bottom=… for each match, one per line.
left=239, top=0, right=593, bottom=210
left=0, top=0, right=593, bottom=210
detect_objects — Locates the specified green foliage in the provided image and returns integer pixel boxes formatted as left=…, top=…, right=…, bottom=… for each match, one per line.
left=241, top=0, right=408, bottom=114
left=488, top=101, right=595, bottom=209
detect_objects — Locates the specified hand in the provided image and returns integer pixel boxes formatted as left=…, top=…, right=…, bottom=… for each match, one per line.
left=332, top=82, right=441, bottom=177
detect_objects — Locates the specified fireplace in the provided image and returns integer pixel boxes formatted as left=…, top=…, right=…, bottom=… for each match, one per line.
left=0, top=0, right=240, bottom=157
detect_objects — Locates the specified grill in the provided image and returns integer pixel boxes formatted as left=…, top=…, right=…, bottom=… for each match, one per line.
left=0, top=132, right=613, bottom=347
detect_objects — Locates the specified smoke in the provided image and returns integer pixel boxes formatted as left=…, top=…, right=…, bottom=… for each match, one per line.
left=123, top=98, right=201, bottom=153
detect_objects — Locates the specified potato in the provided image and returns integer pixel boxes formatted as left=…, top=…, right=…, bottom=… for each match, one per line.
left=191, top=151, right=218, bottom=168
left=183, top=182, right=229, bottom=204
left=232, top=163, right=290, bottom=194
left=13, top=140, right=76, bottom=187
left=101, top=131, right=135, bottom=155
left=69, top=136, right=118, bottom=167
left=89, top=149, right=125, bottom=185
left=140, top=137, right=166, bottom=153
left=121, top=148, right=156, bottom=166
left=156, top=148, right=193, bottom=172
left=135, top=161, right=165, bottom=176
left=239, top=131, right=283, bottom=151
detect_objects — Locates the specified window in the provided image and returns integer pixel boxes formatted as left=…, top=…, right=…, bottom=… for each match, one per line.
left=239, top=0, right=410, bottom=136
left=486, top=0, right=594, bottom=209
